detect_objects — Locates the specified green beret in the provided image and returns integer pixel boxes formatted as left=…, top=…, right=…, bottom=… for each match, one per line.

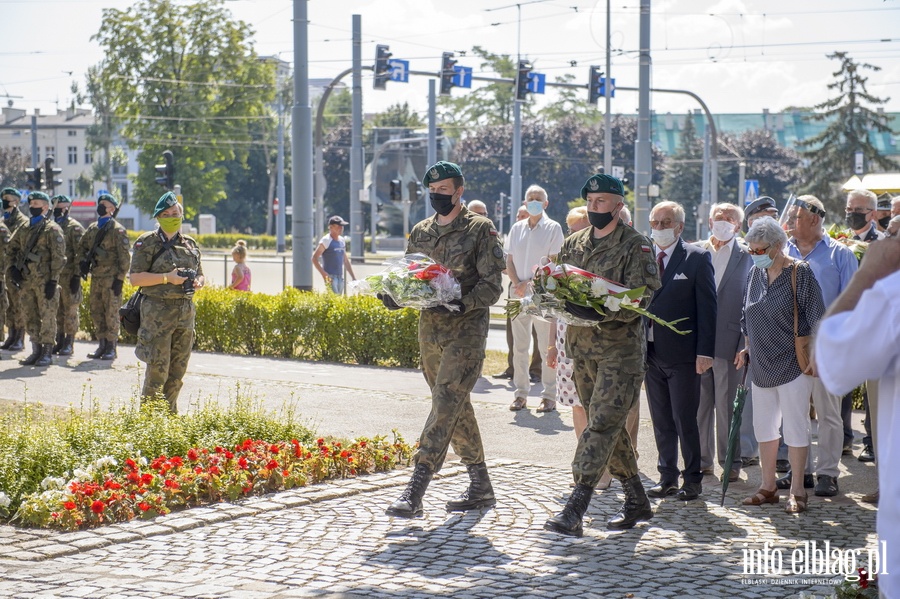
left=153, top=191, right=179, bottom=218
left=581, top=173, right=625, bottom=199
left=1, top=187, right=21, bottom=199
left=98, top=193, right=120, bottom=208
left=28, top=191, right=51, bottom=203
left=52, top=194, right=71, bottom=205
left=422, top=161, right=463, bottom=187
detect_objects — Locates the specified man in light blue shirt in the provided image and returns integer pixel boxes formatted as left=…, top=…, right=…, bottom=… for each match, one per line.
left=784, top=195, right=857, bottom=498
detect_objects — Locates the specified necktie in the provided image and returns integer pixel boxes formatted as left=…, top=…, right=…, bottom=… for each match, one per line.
left=657, top=251, right=666, bottom=278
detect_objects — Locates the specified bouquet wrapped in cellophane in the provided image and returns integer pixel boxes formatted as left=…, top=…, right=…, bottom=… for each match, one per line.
left=826, top=223, right=867, bottom=262
left=506, top=259, right=690, bottom=334
left=350, top=253, right=462, bottom=311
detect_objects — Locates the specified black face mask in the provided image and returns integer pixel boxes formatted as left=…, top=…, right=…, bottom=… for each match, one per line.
left=53, top=208, right=66, bottom=219
left=2, top=198, right=15, bottom=210
left=588, top=209, right=616, bottom=231
left=845, top=212, right=869, bottom=230
left=97, top=204, right=108, bottom=217
left=429, top=192, right=456, bottom=216
left=879, top=215, right=891, bottom=229
left=29, top=207, right=44, bottom=217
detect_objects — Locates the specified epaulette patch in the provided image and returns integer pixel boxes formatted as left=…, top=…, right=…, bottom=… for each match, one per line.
left=641, top=245, right=652, bottom=253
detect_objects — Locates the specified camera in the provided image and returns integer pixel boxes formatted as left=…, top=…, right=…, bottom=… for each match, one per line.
left=176, top=268, right=197, bottom=297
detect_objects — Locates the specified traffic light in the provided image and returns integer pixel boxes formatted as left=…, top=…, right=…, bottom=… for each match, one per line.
left=45, top=156, right=62, bottom=193
left=440, top=52, right=457, bottom=96
left=374, top=44, right=392, bottom=90
left=154, top=150, right=174, bottom=190
left=516, top=60, right=533, bottom=102
left=389, top=179, right=401, bottom=202
left=588, top=66, right=603, bottom=104
left=25, top=166, right=43, bottom=191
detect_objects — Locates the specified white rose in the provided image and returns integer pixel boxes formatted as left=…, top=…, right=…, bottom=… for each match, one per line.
left=603, top=295, right=622, bottom=312
left=0, top=492, right=10, bottom=508
left=545, top=277, right=558, bottom=291
left=590, top=278, right=609, bottom=297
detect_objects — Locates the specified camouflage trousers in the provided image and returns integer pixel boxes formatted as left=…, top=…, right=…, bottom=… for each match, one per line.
left=413, top=337, right=486, bottom=472
left=90, top=276, right=123, bottom=341
left=571, top=353, right=643, bottom=487
left=5, top=277, right=25, bottom=328
left=136, top=296, right=195, bottom=413
left=21, top=278, right=58, bottom=345
left=0, top=283, right=8, bottom=336
left=56, top=276, right=82, bottom=336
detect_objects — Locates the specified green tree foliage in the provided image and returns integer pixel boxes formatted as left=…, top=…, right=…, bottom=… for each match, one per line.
left=660, top=114, right=705, bottom=237
left=373, top=102, right=425, bottom=130
left=718, top=130, right=801, bottom=208
left=0, top=148, right=29, bottom=190
left=90, top=0, right=275, bottom=218
left=796, top=52, right=896, bottom=215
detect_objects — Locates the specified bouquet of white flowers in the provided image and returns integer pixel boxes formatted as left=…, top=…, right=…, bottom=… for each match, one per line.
left=350, top=253, right=462, bottom=310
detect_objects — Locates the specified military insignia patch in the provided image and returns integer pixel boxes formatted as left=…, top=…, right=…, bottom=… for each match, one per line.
left=489, top=228, right=498, bottom=236
left=641, top=245, right=652, bottom=253
left=492, top=245, right=504, bottom=259
left=134, top=241, right=143, bottom=248
left=429, top=167, right=438, bottom=181
left=646, top=262, right=658, bottom=275
left=588, top=178, right=599, bottom=191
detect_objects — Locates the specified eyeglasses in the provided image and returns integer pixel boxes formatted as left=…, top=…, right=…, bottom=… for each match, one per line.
left=649, top=219, right=675, bottom=228
left=747, top=245, right=771, bottom=256
left=846, top=208, right=873, bottom=215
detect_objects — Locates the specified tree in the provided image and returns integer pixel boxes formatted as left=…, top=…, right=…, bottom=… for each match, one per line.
left=660, top=114, right=705, bottom=237
left=90, top=0, right=275, bottom=218
left=718, top=130, right=801, bottom=208
left=796, top=52, right=896, bottom=215
left=0, top=148, right=29, bottom=190
left=372, top=102, right=425, bottom=130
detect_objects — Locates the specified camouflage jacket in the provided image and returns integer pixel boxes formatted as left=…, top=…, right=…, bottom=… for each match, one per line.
left=0, top=221, right=9, bottom=280
left=130, top=229, right=204, bottom=299
left=9, top=217, right=66, bottom=282
left=58, top=217, right=86, bottom=280
left=406, top=205, right=506, bottom=344
left=3, top=207, right=28, bottom=237
left=78, top=218, right=130, bottom=280
left=558, top=222, right=661, bottom=372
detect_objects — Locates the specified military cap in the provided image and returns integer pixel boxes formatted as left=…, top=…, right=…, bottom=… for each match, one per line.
left=98, top=192, right=120, bottom=208
left=877, top=193, right=893, bottom=211
left=580, top=173, right=625, bottom=199
left=745, top=196, right=777, bottom=219
left=1, top=187, right=21, bottom=199
left=28, top=191, right=51, bottom=203
left=52, top=194, right=71, bottom=205
left=422, top=161, right=463, bottom=187
left=153, top=191, right=179, bottom=217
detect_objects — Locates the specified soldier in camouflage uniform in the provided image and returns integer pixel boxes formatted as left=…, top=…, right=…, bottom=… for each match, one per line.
left=8, top=191, right=66, bottom=367
left=78, top=193, right=131, bottom=360
left=129, top=192, right=204, bottom=413
left=1, top=187, right=28, bottom=351
left=544, top=174, right=662, bottom=537
left=0, top=219, right=9, bottom=360
left=51, top=195, right=85, bottom=356
left=380, top=161, right=506, bottom=518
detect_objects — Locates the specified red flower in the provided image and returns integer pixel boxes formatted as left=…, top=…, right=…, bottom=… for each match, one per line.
left=349, top=469, right=357, bottom=476
left=359, top=441, right=367, bottom=448
left=138, top=502, right=151, bottom=512
left=214, top=446, right=224, bottom=454
left=126, top=472, right=140, bottom=484
left=169, top=456, right=183, bottom=467
left=269, top=444, right=280, bottom=454
left=305, top=452, right=312, bottom=459
left=238, top=457, right=249, bottom=470
left=63, top=501, right=76, bottom=510
left=103, top=480, right=122, bottom=490
left=208, top=465, right=221, bottom=476
left=242, top=439, right=254, bottom=450
left=187, top=448, right=200, bottom=461
left=164, top=479, right=180, bottom=489
left=266, top=459, right=279, bottom=470
left=141, top=473, right=154, bottom=485
left=340, top=450, right=350, bottom=459
left=125, top=458, right=138, bottom=470
left=194, top=467, right=203, bottom=474
left=90, top=500, right=105, bottom=514
left=224, top=450, right=234, bottom=459
left=316, top=438, right=324, bottom=446
left=51, top=512, right=59, bottom=519
left=282, top=470, right=290, bottom=477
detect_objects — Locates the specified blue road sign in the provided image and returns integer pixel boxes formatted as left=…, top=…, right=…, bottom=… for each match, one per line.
left=744, top=179, right=759, bottom=204
left=453, top=66, right=473, bottom=88
left=599, top=77, right=616, bottom=98
left=388, top=59, right=409, bottom=83
left=528, top=73, right=546, bottom=94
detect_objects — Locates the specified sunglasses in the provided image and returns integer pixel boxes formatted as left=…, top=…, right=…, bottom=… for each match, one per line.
left=747, top=245, right=771, bottom=256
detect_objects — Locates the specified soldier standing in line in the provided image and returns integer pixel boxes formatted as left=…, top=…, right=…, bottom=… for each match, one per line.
left=8, top=191, right=66, bottom=367
left=543, top=174, right=661, bottom=537
left=78, top=193, right=131, bottom=360
left=128, top=192, right=204, bottom=413
left=380, top=161, right=506, bottom=518
left=1, top=187, right=28, bottom=351
left=50, top=195, right=85, bottom=356
left=0, top=219, right=9, bottom=360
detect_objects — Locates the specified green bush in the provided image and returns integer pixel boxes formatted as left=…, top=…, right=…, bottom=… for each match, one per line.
left=78, top=282, right=420, bottom=368
left=126, top=231, right=287, bottom=250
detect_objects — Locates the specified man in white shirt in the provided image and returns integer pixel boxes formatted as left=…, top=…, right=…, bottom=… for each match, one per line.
left=815, top=233, right=900, bottom=599
left=506, top=185, right=564, bottom=413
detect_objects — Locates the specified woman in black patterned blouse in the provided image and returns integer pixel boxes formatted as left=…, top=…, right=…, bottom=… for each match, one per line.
left=735, top=217, right=825, bottom=514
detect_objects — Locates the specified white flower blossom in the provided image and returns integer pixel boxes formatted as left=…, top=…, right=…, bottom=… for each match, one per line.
left=544, top=277, right=557, bottom=291
left=72, top=467, right=95, bottom=482
left=94, top=456, right=118, bottom=469
left=41, top=476, right=67, bottom=490
left=589, top=278, right=609, bottom=297
left=603, top=295, right=622, bottom=312
left=139, top=456, right=148, bottom=467
left=0, top=492, right=10, bottom=508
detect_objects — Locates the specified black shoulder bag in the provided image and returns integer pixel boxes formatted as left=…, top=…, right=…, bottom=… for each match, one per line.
left=119, top=235, right=180, bottom=336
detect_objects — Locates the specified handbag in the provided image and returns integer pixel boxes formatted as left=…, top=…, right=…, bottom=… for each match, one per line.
left=119, top=235, right=180, bottom=336
left=790, top=263, right=814, bottom=375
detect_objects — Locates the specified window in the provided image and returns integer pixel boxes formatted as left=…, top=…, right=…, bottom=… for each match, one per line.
left=84, top=148, right=93, bottom=164
left=119, top=182, right=128, bottom=203
left=68, top=180, right=76, bottom=196
left=112, top=162, right=128, bottom=176
left=46, top=146, right=56, bottom=160
left=68, top=146, right=78, bottom=164
left=68, top=130, right=77, bottom=137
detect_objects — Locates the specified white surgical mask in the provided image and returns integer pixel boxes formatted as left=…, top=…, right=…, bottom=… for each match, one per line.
left=711, top=220, right=736, bottom=242
left=526, top=200, right=543, bottom=216
left=651, top=227, right=677, bottom=248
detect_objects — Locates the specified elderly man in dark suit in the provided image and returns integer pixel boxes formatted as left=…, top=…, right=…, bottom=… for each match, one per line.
left=644, top=200, right=717, bottom=501
left=695, top=203, right=753, bottom=483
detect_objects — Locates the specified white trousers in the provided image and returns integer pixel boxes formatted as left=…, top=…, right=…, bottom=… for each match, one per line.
left=511, top=312, right=556, bottom=401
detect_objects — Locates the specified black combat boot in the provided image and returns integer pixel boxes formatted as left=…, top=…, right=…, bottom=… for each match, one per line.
left=8, top=328, right=24, bottom=351
left=385, top=463, right=434, bottom=518
left=544, top=483, right=594, bottom=537
left=607, top=475, right=653, bottom=530
left=20, top=342, right=42, bottom=366
left=57, top=335, right=74, bottom=356
left=446, top=462, right=496, bottom=512
left=100, top=339, right=117, bottom=360
left=0, top=327, right=17, bottom=350
left=34, top=344, right=53, bottom=367
left=87, top=338, right=108, bottom=359
left=51, top=332, right=64, bottom=354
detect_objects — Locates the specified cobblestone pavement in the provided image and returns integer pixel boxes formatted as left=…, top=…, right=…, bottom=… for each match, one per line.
left=0, top=459, right=878, bottom=599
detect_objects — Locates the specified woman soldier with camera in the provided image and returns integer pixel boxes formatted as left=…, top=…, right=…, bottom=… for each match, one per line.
left=128, top=191, right=204, bottom=413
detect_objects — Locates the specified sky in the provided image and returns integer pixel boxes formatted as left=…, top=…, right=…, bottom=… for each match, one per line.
left=1, top=0, right=900, bottom=120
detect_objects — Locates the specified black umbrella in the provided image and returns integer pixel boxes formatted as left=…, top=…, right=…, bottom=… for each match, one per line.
left=721, top=365, right=750, bottom=507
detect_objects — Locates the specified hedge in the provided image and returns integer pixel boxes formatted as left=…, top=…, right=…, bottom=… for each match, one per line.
left=126, top=231, right=286, bottom=251
left=77, top=282, right=420, bottom=368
